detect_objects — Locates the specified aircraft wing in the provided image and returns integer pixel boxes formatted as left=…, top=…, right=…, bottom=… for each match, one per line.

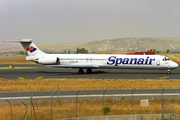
left=46, top=64, right=100, bottom=68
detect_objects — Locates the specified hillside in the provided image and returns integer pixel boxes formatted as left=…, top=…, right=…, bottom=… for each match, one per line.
left=1, top=37, right=180, bottom=54
left=83, top=37, right=180, bottom=52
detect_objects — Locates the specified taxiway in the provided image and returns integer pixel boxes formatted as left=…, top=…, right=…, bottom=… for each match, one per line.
left=0, top=64, right=179, bottom=79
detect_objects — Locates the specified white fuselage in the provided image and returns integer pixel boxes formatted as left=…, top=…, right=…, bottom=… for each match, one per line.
left=30, top=54, right=178, bottom=70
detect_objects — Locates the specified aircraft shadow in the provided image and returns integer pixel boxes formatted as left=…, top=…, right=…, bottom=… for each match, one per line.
left=36, top=70, right=175, bottom=75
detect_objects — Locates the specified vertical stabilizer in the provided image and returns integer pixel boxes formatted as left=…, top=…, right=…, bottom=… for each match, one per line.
left=4, top=39, right=45, bottom=56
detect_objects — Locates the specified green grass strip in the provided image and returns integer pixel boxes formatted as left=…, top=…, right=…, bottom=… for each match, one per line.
left=0, top=67, right=38, bottom=69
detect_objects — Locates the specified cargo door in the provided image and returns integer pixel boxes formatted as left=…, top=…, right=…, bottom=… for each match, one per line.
left=156, top=59, right=160, bottom=66
left=57, top=58, right=60, bottom=65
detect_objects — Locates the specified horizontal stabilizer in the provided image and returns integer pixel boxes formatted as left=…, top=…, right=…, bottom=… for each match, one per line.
left=3, top=39, right=32, bottom=43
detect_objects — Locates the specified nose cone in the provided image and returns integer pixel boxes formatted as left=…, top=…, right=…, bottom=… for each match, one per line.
left=171, top=62, right=179, bottom=69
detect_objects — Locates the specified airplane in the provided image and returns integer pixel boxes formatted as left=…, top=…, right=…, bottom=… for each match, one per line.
left=4, top=39, right=178, bottom=74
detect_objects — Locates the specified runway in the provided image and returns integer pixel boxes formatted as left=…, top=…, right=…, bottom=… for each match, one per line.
left=0, top=89, right=180, bottom=103
left=0, top=64, right=180, bottom=79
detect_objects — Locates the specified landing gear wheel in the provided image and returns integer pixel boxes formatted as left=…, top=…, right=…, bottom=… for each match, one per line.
left=87, top=69, right=92, bottom=74
left=78, top=69, right=84, bottom=74
left=167, top=69, right=171, bottom=74
left=167, top=71, right=171, bottom=74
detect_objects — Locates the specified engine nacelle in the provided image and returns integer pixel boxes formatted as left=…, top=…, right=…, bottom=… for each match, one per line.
left=26, top=56, right=35, bottom=61
left=35, top=57, right=59, bottom=65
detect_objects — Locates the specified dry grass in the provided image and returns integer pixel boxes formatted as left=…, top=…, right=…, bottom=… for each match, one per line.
left=0, top=53, right=179, bottom=119
left=0, top=98, right=178, bottom=120
left=163, top=54, right=180, bottom=63
left=0, top=78, right=180, bottom=92
left=0, top=56, right=35, bottom=64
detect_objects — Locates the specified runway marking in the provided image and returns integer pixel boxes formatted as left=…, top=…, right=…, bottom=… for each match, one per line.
left=18, top=77, right=25, bottom=79
left=158, top=76, right=169, bottom=79
left=35, top=76, right=44, bottom=79
left=0, top=67, right=38, bottom=69
left=0, top=93, right=180, bottom=101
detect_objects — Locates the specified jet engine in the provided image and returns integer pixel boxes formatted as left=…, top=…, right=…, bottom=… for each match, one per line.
left=35, top=57, right=59, bottom=65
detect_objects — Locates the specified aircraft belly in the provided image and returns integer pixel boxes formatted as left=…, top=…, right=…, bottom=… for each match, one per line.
left=101, top=64, right=162, bottom=70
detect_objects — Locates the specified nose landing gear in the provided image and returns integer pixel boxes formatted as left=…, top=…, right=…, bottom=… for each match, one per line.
left=167, top=69, right=171, bottom=74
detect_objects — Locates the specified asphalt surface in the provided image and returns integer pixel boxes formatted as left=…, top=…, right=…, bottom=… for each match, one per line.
left=0, top=89, right=180, bottom=103
left=0, top=64, right=180, bottom=79
left=0, top=64, right=180, bottom=103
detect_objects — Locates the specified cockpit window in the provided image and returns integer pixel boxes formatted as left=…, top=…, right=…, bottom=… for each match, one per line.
left=163, top=57, right=170, bottom=61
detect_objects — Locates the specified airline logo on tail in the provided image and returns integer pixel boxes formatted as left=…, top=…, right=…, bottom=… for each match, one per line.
left=26, top=46, right=37, bottom=53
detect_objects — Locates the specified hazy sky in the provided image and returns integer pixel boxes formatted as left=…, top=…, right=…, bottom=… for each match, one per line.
left=1, top=0, right=180, bottom=44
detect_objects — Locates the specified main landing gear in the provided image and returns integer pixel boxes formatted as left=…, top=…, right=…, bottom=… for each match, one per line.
left=87, top=69, right=92, bottom=74
left=78, top=69, right=84, bottom=74
left=167, top=69, right=171, bottom=74
left=78, top=69, right=92, bottom=74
